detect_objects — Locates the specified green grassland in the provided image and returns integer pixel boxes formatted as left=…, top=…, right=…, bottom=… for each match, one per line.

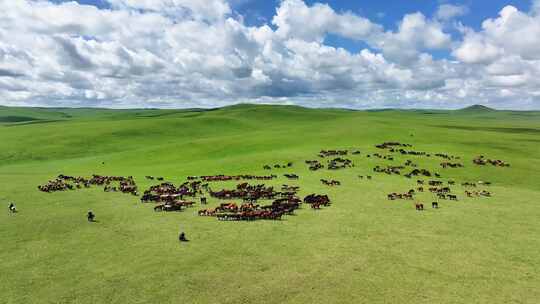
left=1, top=104, right=539, bottom=304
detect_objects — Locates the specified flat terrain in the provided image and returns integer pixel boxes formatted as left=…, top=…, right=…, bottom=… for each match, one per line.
left=1, top=104, right=539, bottom=304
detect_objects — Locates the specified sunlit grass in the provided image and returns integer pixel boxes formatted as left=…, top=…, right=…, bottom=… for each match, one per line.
left=1, top=105, right=539, bottom=303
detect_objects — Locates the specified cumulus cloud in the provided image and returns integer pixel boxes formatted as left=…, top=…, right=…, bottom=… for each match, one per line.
left=454, top=6, right=540, bottom=62
left=436, top=4, right=469, bottom=21
left=374, top=12, right=451, bottom=64
left=272, top=0, right=381, bottom=42
left=453, top=31, right=503, bottom=64
left=449, top=4, right=540, bottom=109
left=107, top=0, right=231, bottom=21
left=0, top=0, right=538, bottom=109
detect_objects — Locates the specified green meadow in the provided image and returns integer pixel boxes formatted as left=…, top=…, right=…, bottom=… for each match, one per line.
left=1, top=104, right=539, bottom=304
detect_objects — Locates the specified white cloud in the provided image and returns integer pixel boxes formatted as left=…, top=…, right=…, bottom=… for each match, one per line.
left=453, top=31, right=503, bottom=64
left=108, top=0, right=231, bottom=21
left=454, top=6, right=540, bottom=63
left=449, top=4, right=540, bottom=108
left=375, top=12, right=451, bottom=64
left=0, top=0, right=538, bottom=109
left=482, top=6, right=540, bottom=60
left=272, top=0, right=381, bottom=42
left=436, top=4, right=469, bottom=21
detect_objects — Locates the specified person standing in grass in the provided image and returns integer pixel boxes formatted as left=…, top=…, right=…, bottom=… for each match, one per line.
left=87, top=210, right=95, bottom=222
left=8, top=203, right=16, bottom=214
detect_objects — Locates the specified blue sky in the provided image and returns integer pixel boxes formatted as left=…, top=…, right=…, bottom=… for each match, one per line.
left=235, top=0, right=530, bottom=28
left=2, top=0, right=540, bottom=109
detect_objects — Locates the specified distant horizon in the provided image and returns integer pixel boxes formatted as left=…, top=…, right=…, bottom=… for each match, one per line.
left=1, top=0, right=540, bottom=110
left=2, top=102, right=538, bottom=112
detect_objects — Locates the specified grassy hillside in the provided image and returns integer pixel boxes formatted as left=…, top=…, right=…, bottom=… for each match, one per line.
left=1, top=105, right=539, bottom=304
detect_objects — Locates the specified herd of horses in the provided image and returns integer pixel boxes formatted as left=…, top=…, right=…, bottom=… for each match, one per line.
left=305, top=150, right=356, bottom=171
left=383, top=179, right=457, bottom=202
left=473, top=156, right=510, bottom=167
left=198, top=185, right=330, bottom=220
left=38, top=174, right=138, bottom=195
left=328, top=157, right=354, bottom=170
left=36, top=141, right=504, bottom=222
left=38, top=172, right=332, bottom=222
left=374, top=142, right=498, bottom=210
left=263, top=162, right=294, bottom=170
left=305, top=160, right=324, bottom=171
left=318, top=150, right=349, bottom=157
left=440, top=162, right=463, bottom=168
left=372, top=165, right=441, bottom=179
left=199, top=174, right=277, bottom=182
left=321, top=179, right=341, bottom=186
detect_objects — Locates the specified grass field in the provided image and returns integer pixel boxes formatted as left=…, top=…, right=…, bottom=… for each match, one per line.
left=1, top=104, right=539, bottom=304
